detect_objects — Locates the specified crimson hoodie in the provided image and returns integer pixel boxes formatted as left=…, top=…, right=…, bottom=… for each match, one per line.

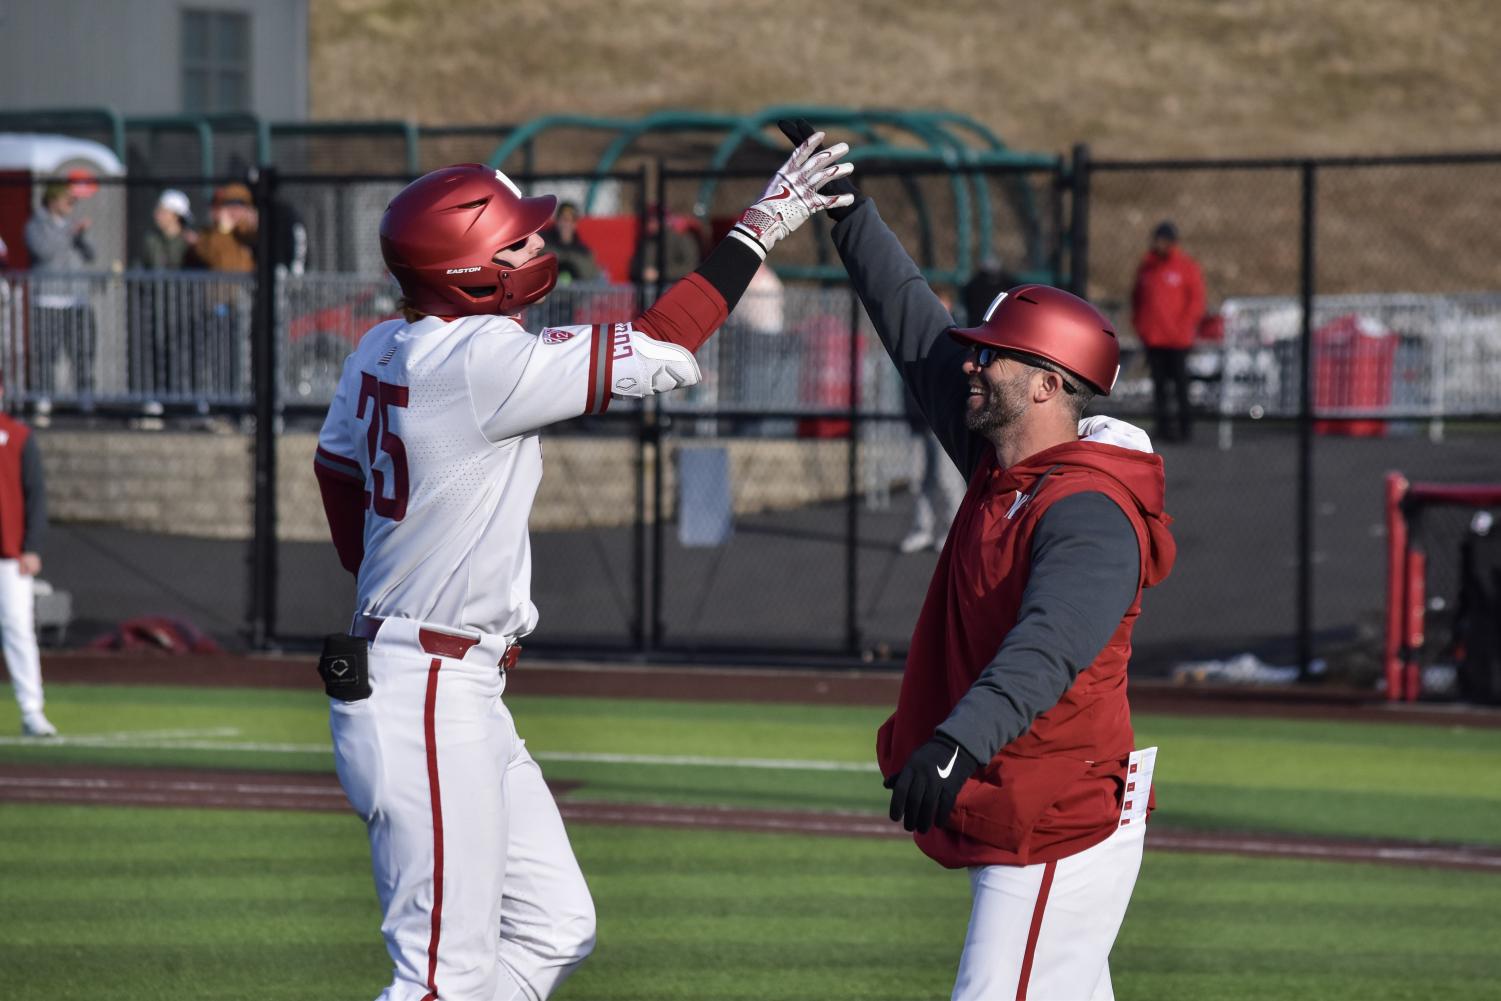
left=1131, top=247, right=1205, bottom=350
left=877, top=438, right=1176, bottom=868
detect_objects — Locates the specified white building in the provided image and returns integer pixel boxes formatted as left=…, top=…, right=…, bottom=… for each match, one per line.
left=0, top=0, right=308, bottom=121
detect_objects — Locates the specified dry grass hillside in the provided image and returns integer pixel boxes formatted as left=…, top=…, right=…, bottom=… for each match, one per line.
left=311, top=0, right=1501, bottom=158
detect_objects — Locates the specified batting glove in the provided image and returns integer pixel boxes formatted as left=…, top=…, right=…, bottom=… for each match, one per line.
left=776, top=118, right=863, bottom=222
left=884, top=734, right=980, bottom=834
left=729, top=130, right=855, bottom=260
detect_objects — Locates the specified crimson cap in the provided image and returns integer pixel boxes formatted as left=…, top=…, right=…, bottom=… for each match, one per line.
left=380, top=163, right=558, bottom=317
left=949, top=284, right=1120, bottom=395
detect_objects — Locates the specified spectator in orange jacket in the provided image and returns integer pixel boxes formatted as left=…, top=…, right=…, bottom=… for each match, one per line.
left=1130, top=220, right=1205, bottom=442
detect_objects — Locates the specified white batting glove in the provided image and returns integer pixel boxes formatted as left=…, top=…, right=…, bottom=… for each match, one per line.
left=612, top=336, right=703, bottom=399
left=728, top=131, right=856, bottom=260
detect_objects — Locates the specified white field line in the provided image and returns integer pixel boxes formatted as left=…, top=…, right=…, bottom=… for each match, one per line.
left=539, top=751, right=876, bottom=772
left=0, top=775, right=343, bottom=798
left=0, top=730, right=877, bottom=772
left=1147, top=831, right=1501, bottom=869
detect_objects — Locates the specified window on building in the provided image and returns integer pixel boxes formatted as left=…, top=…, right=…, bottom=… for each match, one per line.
left=181, top=9, right=251, bottom=114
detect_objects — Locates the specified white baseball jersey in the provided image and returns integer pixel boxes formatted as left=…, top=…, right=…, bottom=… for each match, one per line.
left=316, top=313, right=684, bottom=640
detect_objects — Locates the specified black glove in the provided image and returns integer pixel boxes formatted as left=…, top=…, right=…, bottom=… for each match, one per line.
left=776, top=118, right=863, bottom=222
left=884, top=734, right=980, bottom=834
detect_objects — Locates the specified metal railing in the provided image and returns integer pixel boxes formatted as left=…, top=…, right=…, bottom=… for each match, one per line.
left=1216, top=292, right=1501, bottom=430
left=1, top=270, right=254, bottom=411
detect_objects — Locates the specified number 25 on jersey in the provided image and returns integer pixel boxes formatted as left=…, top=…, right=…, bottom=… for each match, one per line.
left=357, top=373, right=410, bottom=521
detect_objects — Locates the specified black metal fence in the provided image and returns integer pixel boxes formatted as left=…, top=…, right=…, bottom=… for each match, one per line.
left=3, top=152, right=1500, bottom=688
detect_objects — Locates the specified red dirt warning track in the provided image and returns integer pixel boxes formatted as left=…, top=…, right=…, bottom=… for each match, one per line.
left=3, top=763, right=1499, bottom=873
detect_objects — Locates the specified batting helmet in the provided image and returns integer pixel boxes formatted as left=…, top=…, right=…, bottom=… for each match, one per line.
left=949, top=284, right=1120, bottom=395
left=380, top=164, right=558, bottom=317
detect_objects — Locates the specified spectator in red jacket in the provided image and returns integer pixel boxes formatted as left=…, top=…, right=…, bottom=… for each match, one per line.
left=1130, top=220, right=1205, bottom=442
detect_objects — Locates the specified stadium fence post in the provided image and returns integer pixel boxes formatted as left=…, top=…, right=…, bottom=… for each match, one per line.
left=1067, top=143, right=1091, bottom=295
left=1383, top=472, right=1409, bottom=701
left=249, top=165, right=280, bottom=649
left=633, top=165, right=650, bottom=652
left=649, top=161, right=667, bottom=650
left=1296, top=160, right=1316, bottom=681
left=845, top=284, right=861, bottom=654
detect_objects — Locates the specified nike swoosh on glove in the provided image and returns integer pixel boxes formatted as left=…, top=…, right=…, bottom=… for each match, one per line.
left=884, top=734, right=981, bottom=834
left=776, top=117, right=863, bottom=222
left=728, top=129, right=855, bottom=259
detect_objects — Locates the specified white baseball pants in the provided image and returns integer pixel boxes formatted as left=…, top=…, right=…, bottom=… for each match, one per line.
left=952, top=749, right=1157, bottom=1001
left=0, top=558, right=45, bottom=717
left=330, top=618, right=595, bottom=1001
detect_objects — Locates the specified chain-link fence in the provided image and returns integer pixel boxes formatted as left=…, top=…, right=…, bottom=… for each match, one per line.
left=1086, top=153, right=1501, bottom=691
left=2, top=153, right=1498, bottom=686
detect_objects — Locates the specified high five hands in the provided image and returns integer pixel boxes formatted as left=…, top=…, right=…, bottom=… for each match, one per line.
left=776, top=118, right=862, bottom=221
left=729, top=128, right=856, bottom=258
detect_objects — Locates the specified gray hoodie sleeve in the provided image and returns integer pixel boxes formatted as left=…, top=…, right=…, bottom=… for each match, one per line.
left=829, top=200, right=986, bottom=477
left=20, top=435, right=46, bottom=554
left=936, top=492, right=1140, bottom=763
left=25, top=216, right=73, bottom=269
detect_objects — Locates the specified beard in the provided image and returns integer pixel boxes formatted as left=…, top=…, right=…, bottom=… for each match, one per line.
left=964, top=369, right=1030, bottom=434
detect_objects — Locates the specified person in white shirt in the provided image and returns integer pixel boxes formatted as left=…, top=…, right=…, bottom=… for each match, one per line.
left=314, top=138, right=853, bottom=1001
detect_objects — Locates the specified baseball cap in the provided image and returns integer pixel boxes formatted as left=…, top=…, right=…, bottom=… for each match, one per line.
left=1152, top=220, right=1178, bottom=242
left=212, top=182, right=253, bottom=207
left=157, top=189, right=192, bottom=221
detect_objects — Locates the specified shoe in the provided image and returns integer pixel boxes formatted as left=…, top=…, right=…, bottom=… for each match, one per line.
left=21, top=713, right=58, bottom=738
left=899, top=530, right=934, bottom=554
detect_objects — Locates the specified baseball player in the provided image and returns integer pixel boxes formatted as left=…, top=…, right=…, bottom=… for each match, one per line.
left=777, top=120, right=1176, bottom=1001
left=313, top=137, right=853, bottom=1001
left=0, top=391, right=54, bottom=738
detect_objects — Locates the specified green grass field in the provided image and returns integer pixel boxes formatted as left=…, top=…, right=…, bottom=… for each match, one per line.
left=1, top=683, right=1499, bottom=1000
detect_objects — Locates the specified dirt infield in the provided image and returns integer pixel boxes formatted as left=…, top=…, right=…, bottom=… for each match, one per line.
left=36, top=651, right=1501, bottom=727
left=4, top=762, right=1499, bottom=873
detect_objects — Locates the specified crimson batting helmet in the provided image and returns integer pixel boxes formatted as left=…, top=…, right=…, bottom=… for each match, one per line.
left=949, top=284, right=1120, bottom=395
left=381, top=164, right=558, bottom=317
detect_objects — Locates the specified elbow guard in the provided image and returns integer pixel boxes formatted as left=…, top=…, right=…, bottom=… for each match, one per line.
left=611, top=333, right=702, bottom=399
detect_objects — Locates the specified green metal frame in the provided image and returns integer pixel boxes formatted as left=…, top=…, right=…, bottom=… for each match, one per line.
left=205, top=113, right=271, bottom=168
left=270, top=120, right=419, bottom=175
left=586, top=111, right=745, bottom=211
left=477, top=106, right=1058, bottom=284
left=0, top=105, right=1063, bottom=285
left=0, top=108, right=126, bottom=160
left=122, top=115, right=216, bottom=178
left=485, top=115, right=632, bottom=173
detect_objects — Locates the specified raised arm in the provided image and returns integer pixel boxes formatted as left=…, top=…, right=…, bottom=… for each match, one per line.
left=475, top=134, right=855, bottom=440
left=628, top=129, right=857, bottom=356
left=777, top=119, right=983, bottom=478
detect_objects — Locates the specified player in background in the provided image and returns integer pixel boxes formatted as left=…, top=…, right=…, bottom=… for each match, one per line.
left=312, top=136, right=853, bottom=1001
left=776, top=120, right=1176, bottom=1001
left=0, top=384, right=54, bottom=737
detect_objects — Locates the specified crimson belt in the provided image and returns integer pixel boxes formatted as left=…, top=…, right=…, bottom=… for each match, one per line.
left=352, top=615, right=521, bottom=672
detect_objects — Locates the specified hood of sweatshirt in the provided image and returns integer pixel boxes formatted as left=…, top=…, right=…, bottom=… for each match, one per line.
left=997, top=417, right=1175, bottom=587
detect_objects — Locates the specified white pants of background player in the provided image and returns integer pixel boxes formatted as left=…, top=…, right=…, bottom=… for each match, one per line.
left=952, top=749, right=1157, bottom=1001
left=0, top=559, right=46, bottom=720
left=330, top=618, right=595, bottom=1001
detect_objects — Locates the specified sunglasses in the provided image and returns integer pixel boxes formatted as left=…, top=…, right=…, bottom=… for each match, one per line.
left=969, top=346, right=1079, bottom=395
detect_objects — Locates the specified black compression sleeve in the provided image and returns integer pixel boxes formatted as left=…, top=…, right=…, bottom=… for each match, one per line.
left=693, top=236, right=763, bottom=314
